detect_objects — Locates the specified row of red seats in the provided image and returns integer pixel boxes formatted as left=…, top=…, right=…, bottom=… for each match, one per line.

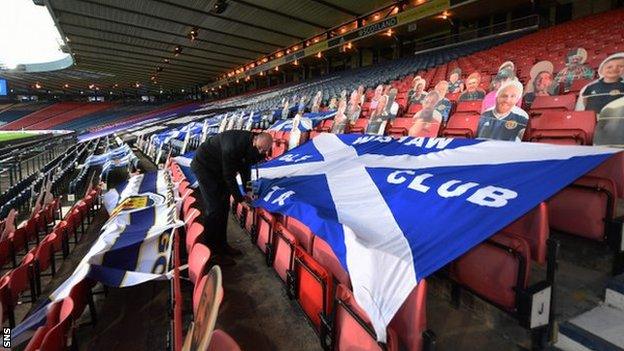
left=0, top=187, right=101, bottom=329
left=169, top=160, right=242, bottom=351
left=234, top=202, right=434, bottom=351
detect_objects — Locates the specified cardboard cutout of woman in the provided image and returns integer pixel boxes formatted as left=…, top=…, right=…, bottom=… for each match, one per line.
left=331, top=98, right=349, bottom=134
left=481, top=68, right=522, bottom=113
left=577, top=53, right=624, bottom=115
left=448, top=68, right=464, bottom=93
left=409, top=90, right=443, bottom=137
left=297, top=95, right=307, bottom=114
left=408, top=77, right=427, bottom=104
left=311, top=91, right=322, bottom=113
left=554, top=48, right=595, bottom=92
left=524, top=61, right=556, bottom=108
left=366, top=88, right=398, bottom=135
left=327, top=96, right=338, bottom=110
left=433, top=80, right=452, bottom=123
left=459, top=72, right=486, bottom=101
left=370, top=85, right=385, bottom=112
left=357, top=85, right=366, bottom=105
left=347, top=89, right=362, bottom=123
left=477, top=80, right=528, bottom=141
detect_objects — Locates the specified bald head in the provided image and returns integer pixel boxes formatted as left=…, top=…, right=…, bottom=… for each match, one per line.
left=253, top=132, right=273, bottom=155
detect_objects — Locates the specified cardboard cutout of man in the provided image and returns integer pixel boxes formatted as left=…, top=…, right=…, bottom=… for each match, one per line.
left=347, top=89, right=362, bottom=123
left=459, top=72, right=486, bottom=101
left=311, top=91, right=322, bottom=113
left=409, top=90, right=442, bottom=137
left=448, top=68, right=464, bottom=93
left=366, top=88, right=398, bottom=135
left=577, top=53, right=624, bottom=114
left=555, top=48, right=595, bottom=92
left=408, top=77, right=427, bottom=104
left=524, top=61, right=556, bottom=108
left=433, top=80, right=452, bottom=123
left=481, top=69, right=522, bottom=113
left=477, top=80, right=528, bottom=141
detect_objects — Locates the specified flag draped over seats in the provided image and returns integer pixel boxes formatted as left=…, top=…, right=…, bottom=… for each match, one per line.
left=252, top=133, right=620, bottom=342
left=268, top=111, right=337, bottom=131
left=13, top=170, right=183, bottom=345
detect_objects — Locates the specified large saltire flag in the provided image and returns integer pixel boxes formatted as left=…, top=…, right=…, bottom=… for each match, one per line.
left=173, top=151, right=199, bottom=188
left=252, top=133, right=620, bottom=342
left=13, top=170, right=184, bottom=346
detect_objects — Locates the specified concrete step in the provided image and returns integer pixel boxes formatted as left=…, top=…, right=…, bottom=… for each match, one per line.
left=606, top=274, right=624, bottom=311
left=556, top=305, right=624, bottom=351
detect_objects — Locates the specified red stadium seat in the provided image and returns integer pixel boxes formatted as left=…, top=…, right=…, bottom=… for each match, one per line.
left=255, top=208, right=277, bottom=257
left=185, top=222, right=205, bottom=254
left=389, top=280, right=433, bottom=351
left=387, top=118, right=414, bottom=137
left=332, top=283, right=400, bottom=351
left=348, top=118, right=369, bottom=134
left=312, top=236, right=349, bottom=287
left=529, top=94, right=577, bottom=115
left=441, top=113, right=480, bottom=138
left=207, top=330, right=242, bottom=351
left=404, top=104, right=423, bottom=119
left=549, top=175, right=617, bottom=242
left=450, top=232, right=531, bottom=311
left=527, top=110, right=596, bottom=145
left=289, top=246, right=333, bottom=331
left=455, top=100, right=483, bottom=114
left=39, top=297, right=75, bottom=351
left=0, top=239, right=14, bottom=269
left=189, top=243, right=211, bottom=285
left=283, top=216, right=314, bottom=253
left=272, top=224, right=297, bottom=283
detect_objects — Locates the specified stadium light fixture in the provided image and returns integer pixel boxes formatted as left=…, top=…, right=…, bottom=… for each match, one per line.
left=63, top=83, right=69, bottom=88
left=188, top=27, right=199, bottom=41
left=164, top=59, right=170, bottom=64
left=34, top=82, right=42, bottom=89
left=385, top=29, right=394, bottom=37
left=293, top=60, right=299, bottom=66
left=274, top=66, right=279, bottom=71
left=316, top=52, right=322, bottom=58
left=135, top=82, right=140, bottom=88
left=174, top=46, right=182, bottom=56
left=211, top=0, right=228, bottom=14
left=80, top=90, right=84, bottom=94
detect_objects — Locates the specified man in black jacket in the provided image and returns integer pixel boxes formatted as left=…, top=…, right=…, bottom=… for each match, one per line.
left=191, top=131, right=272, bottom=263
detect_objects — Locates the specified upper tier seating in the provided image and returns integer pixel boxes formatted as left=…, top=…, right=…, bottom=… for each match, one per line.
left=0, top=103, right=51, bottom=127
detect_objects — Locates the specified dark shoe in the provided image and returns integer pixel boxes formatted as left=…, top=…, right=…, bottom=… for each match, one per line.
left=210, top=254, right=237, bottom=267
left=223, top=244, right=243, bottom=257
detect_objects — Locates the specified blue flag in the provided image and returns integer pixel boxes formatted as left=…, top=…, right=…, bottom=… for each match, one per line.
left=252, top=133, right=620, bottom=341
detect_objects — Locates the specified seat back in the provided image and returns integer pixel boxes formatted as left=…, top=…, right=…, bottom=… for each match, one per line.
left=256, top=209, right=275, bottom=253
left=387, top=118, right=414, bottom=137
left=35, top=234, right=55, bottom=272
left=455, top=100, right=483, bottom=114
left=272, top=225, right=296, bottom=282
left=530, top=94, right=576, bottom=114
left=39, top=297, right=74, bottom=351
left=528, top=110, right=596, bottom=145
left=333, top=284, right=399, bottom=351
left=207, top=329, right=242, bottom=351
left=312, top=237, right=350, bottom=287
left=284, top=216, right=314, bottom=253
left=185, top=222, right=205, bottom=253
left=502, top=202, right=549, bottom=264
left=450, top=232, right=531, bottom=312
left=388, top=280, right=428, bottom=351
left=294, top=247, right=332, bottom=330
left=441, top=112, right=480, bottom=138
left=189, top=243, right=211, bottom=285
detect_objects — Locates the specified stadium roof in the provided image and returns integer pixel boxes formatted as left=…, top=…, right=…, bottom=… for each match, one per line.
left=0, top=0, right=529, bottom=95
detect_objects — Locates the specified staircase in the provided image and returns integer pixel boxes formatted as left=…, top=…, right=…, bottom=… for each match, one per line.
left=556, top=274, right=624, bottom=350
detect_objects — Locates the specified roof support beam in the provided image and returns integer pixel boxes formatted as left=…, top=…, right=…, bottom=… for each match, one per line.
left=307, top=0, right=359, bottom=17
left=230, top=0, right=329, bottom=30
left=152, top=0, right=306, bottom=40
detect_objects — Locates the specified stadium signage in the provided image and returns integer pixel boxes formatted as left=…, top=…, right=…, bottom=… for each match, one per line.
left=208, top=0, right=450, bottom=88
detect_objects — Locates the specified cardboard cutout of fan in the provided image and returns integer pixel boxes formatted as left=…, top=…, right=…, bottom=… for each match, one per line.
left=182, top=266, right=224, bottom=351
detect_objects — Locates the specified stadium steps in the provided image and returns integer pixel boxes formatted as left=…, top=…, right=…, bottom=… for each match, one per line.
left=555, top=274, right=624, bottom=351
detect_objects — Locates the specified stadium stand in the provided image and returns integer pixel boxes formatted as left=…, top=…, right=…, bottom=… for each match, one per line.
left=2, top=1, right=624, bottom=350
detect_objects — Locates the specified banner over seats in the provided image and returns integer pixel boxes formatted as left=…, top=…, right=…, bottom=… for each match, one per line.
left=13, top=170, right=183, bottom=345
left=252, top=133, right=620, bottom=342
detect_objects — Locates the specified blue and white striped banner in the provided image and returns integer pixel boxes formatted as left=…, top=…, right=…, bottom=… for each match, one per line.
left=252, top=133, right=620, bottom=341
left=13, top=170, right=183, bottom=345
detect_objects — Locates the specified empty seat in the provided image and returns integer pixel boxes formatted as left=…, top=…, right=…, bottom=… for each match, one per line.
left=387, top=118, right=414, bottom=137
left=189, top=243, right=211, bottom=285
left=529, top=95, right=577, bottom=115
left=186, top=222, right=205, bottom=253
left=312, top=236, right=350, bottom=287
left=527, top=110, right=596, bottom=145
left=272, top=223, right=297, bottom=283
left=450, top=232, right=531, bottom=311
left=208, top=330, right=242, bottom=351
left=404, top=104, right=423, bottom=119
left=255, top=209, right=277, bottom=256
left=441, top=113, right=480, bottom=138
left=348, top=118, right=369, bottom=134
left=455, top=100, right=482, bottom=114
left=389, top=280, right=433, bottom=351
left=333, top=284, right=400, bottom=351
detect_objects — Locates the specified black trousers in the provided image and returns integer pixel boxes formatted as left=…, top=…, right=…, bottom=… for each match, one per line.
left=193, top=169, right=230, bottom=253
